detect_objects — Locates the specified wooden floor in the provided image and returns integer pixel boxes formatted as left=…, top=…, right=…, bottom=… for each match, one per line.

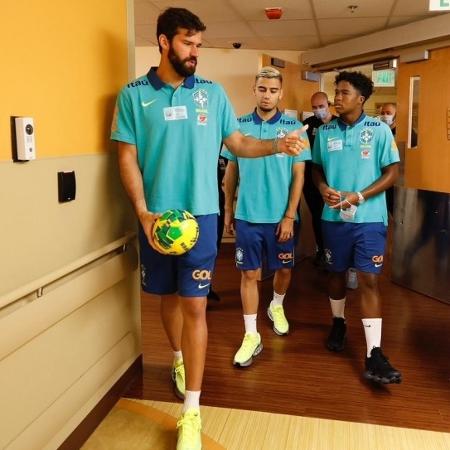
left=124, top=244, right=450, bottom=433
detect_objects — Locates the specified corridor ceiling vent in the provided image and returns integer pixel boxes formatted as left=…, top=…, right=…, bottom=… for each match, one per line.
left=264, top=7, right=283, bottom=20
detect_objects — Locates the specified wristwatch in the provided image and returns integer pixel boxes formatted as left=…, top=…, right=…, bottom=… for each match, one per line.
left=357, top=191, right=365, bottom=204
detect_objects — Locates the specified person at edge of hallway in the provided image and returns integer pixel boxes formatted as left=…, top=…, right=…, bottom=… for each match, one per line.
left=379, top=102, right=397, bottom=217
left=110, top=8, right=308, bottom=450
left=303, top=92, right=337, bottom=268
left=221, top=67, right=311, bottom=367
left=379, top=102, right=418, bottom=217
left=207, top=156, right=227, bottom=302
left=312, top=71, right=402, bottom=385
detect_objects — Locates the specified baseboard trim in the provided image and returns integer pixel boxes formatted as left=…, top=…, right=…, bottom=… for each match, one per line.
left=58, top=354, right=143, bottom=450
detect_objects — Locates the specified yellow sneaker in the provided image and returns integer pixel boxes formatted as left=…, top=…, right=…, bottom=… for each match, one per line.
left=267, top=303, right=289, bottom=335
left=233, top=332, right=263, bottom=367
left=171, top=359, right=185, bottom=399
left=176, top=408, right=202, bottom=450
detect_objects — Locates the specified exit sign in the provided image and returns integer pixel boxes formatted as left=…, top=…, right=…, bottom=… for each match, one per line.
left=372, top=69, right=396, bottom=87
left=429, top=0, right=450, bottom=10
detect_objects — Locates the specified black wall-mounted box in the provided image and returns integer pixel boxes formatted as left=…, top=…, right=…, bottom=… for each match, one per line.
left=58, top=171, right=76, bottom=202
left=270, top=57, right=285, bottom=68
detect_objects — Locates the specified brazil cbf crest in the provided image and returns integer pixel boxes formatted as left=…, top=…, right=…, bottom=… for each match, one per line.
left=236, top=247, right=244, bottom=265
left=193, top=89, right=208, bottom=110
left=276, top=128, right=289, bottom=139
left=360, top=128, right=374, bottom=145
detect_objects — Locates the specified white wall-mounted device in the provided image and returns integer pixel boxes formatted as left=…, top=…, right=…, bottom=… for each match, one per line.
left=15, top=117, right=36, bottom=161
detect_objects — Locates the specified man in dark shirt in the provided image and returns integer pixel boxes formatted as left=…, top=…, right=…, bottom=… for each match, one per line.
left=379, top=102, right=397, bottom=135
left=207, top=156, right=227, bottom=301
left=303, top=92, right=337, bottom=266
left=380, top=103, right=397, bottom=216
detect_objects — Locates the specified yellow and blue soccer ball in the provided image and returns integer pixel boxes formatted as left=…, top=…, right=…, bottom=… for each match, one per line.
left=152, top=209, right=199, bottom=255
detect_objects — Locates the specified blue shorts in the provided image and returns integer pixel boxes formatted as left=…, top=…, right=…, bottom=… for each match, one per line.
left=322, top=221, right=387, bottom=274
left=139, top=214, right=218, bottom=297
left=235, top=219, right=295, bottom=271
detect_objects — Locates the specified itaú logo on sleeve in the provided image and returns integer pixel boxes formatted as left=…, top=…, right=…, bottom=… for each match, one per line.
left=278, top=252, right=294, bottom=261
left=192, top=269, right=212, bottom=281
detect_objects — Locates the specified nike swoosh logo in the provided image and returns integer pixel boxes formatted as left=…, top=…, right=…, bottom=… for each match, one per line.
left=374, top=263, right=383, bottom=267
left=282, top=260, right=292, bottom=264
left=198, top=283, right=210, bottom=289
left=141, top=99, right=157, bottom=107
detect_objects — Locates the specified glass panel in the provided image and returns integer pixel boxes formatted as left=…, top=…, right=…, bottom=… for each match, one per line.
left=408, top=76, right=420, bottom=148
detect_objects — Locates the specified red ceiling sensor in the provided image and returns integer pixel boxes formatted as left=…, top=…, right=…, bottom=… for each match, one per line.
left=265, top=7, right=283, bottom=20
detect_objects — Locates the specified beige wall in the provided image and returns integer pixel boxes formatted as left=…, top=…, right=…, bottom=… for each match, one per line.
left=135, top=47, right=302, bottom=116
left=0, top=155, right=141, bottom=450
left=0, top=155, right=136, bottom=297
left=0, top=1, right=141, bottom=447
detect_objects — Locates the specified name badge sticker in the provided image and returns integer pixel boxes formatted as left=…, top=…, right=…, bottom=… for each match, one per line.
left=327, top=139, right=343, bottom=152
left=164, top=106, right=188, bottom=121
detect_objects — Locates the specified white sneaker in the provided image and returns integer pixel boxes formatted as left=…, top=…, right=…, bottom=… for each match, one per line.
left=347, top=268, right=358, bottom=289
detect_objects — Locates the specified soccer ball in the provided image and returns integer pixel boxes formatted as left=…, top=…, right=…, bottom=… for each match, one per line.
left=152, top=209, right=199, bottom=255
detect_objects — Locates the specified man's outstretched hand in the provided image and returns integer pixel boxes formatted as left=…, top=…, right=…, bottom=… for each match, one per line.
left=277, top=124, right=309, bottom=156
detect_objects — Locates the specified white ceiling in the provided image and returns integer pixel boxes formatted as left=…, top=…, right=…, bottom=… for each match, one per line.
left=134, top=0, right=441, bottom=51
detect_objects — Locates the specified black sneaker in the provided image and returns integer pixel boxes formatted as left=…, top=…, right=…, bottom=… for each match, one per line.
left=364, top=347, right=402, bottom=384
left=326, top=317, right=346, bottom=352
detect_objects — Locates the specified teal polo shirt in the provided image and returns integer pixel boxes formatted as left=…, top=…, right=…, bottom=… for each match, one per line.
left=312, top=113, right=400, bottom=225
left=221, top=110, right=311, bottom=223
left=111, top=67, right=239, bottom=215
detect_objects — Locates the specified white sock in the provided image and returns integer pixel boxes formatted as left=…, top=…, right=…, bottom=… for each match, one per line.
left=271, top=291, right=286, bottom=306
left=329, top=297, right=346, bottom=319
left=183, top=390, right=201, bottom=413
left=243, top=314, right=257, bottom=334
left=173, top=350, right=183, bottom=365
left=362, top=318, right=382, bottom=357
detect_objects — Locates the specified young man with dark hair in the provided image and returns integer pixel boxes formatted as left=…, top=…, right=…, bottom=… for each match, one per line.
left=111, top=7, right=306, bottom=449
left=222, top=67, right=310, bottom=367
left=312, top=71, right=402, bottom=385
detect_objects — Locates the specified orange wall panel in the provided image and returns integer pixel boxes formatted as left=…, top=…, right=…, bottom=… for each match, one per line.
left=397, top=47, right=450, bottom=193
left=0, top=1, right=128, bottom=160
